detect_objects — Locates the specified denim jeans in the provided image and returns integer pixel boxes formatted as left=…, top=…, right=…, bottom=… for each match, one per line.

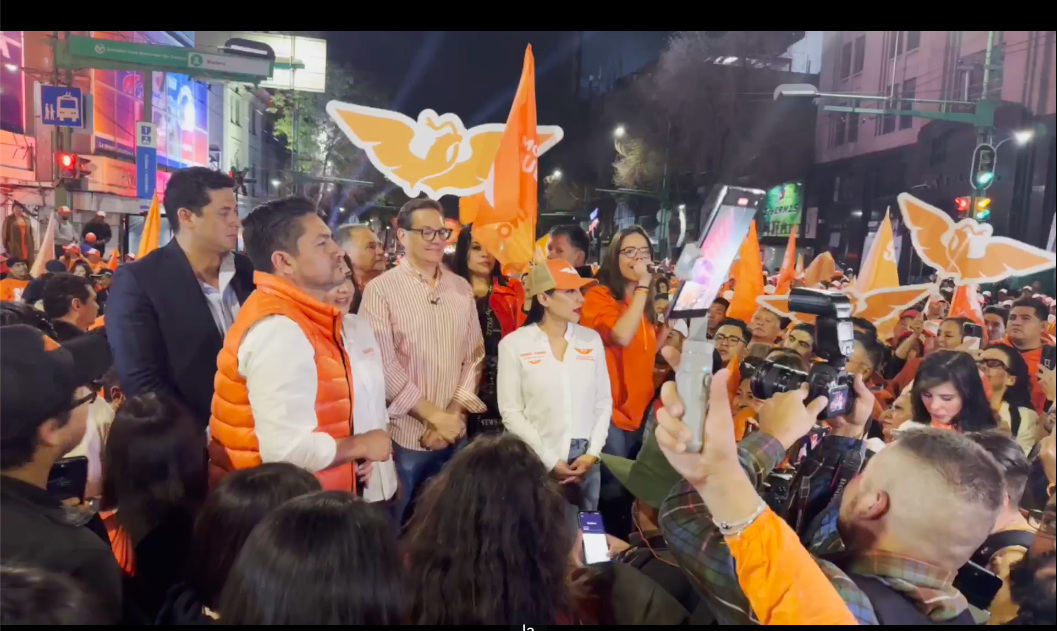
left=564, top=438, right=602, bottom=532
left=391, top=439, right=463, bottom=527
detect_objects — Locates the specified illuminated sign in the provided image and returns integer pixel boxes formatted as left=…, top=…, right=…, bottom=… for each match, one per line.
left=760, top=182, right=802, bottom=238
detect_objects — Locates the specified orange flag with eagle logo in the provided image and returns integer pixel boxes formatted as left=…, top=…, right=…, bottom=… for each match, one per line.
left=727, top=222, right=763, bottom=322
left=469, top=46, right=539, bottom=270
left=775, top=226, right=798, bottom=295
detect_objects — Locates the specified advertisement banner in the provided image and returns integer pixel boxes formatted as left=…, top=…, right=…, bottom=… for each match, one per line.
left=760, top=182, right=803, bottom=238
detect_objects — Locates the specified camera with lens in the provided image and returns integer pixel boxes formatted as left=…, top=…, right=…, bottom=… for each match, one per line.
left=750, top=288, right=856, bottom=420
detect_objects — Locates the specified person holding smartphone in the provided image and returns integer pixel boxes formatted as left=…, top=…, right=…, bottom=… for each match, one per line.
left=498, top=259, right=611, bottom=524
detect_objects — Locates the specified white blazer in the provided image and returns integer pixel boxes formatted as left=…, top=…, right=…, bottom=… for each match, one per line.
left=343, top=313, right=398, bottom=502
left=497, top=322, right=612, bottom=470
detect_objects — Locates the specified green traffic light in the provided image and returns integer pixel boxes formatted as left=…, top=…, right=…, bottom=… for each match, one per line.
left=976, top=172, right=994, bottom=186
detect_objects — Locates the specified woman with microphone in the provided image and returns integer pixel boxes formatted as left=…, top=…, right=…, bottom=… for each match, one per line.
left=581, top=225, right=662, bottom=459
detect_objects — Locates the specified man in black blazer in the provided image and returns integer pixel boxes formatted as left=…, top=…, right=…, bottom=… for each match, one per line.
left=106, top=167, right=255, bottom=427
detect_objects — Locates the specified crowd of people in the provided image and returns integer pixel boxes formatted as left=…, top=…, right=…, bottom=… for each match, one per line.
left=1, top=164, right=1055, bottom=625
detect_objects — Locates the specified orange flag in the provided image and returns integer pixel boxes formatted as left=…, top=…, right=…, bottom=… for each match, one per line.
left=471, top=46, right=539, bottom=270
left=137, top=193, right=161, bottom=258
left=775, top=226, right=798, bottom=295
left=949, top=284, right=985, bottom=327
left=727, top=222, right=763, bottom=322
left=106, top=250, right=120, bottom=271
left=857, top=209, right=899, bottom=293
left=29, top=213, right=58, bottom=278
left=803, top=251, right=836, bottom=287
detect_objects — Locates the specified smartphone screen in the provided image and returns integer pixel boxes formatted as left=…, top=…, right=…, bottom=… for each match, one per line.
left=47, top=456, right=89, bottom=502
left=953, top=560, right=1004, bottom=610
left=1042, top=345, right=1056, bottom=371
left=668, top=186, right=764, bottom=321
left=578, top=511, right=609, bottom=565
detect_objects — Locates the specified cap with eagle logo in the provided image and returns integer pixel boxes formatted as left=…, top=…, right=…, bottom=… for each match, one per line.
left=522, top=259, right=597, bottom=310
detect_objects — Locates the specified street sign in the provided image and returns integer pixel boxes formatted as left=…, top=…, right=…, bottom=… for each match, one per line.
left=41, top=86, right=84, bottom=128
left=64, top=36, right=272, bottom=82
left=136, top=121, right=158, bottom=199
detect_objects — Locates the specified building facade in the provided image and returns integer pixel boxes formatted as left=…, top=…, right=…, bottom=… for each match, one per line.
left=806, top=31, right=1057, bottom=277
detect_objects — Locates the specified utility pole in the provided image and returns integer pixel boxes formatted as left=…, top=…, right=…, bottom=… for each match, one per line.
left=51, top=32, right=72, bottom=214
left=970, top=31, right=997, bottom=216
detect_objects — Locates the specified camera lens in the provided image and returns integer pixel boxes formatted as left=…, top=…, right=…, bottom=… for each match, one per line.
left=750, top=360, right=809, bottom=400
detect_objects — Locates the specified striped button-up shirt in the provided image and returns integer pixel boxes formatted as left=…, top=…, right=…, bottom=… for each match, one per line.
left=361, top=260, right=486, bottom=450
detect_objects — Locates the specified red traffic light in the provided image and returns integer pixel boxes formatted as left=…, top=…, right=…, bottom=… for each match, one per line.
left=57, top=152, right=77, bottom=178
left=955, top=196, right=970, bottom=214
left=59, top=153, right=74, bottom=168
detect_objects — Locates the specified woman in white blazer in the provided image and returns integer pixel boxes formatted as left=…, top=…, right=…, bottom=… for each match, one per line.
left=497, top=259, right=612, bottom=523
left=325, top=256, right=398, bottom=503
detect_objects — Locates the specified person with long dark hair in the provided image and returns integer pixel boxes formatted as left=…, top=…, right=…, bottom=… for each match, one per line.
left=581, top=225, right=662, bottom=459
left=498, top=259, right=610, bottom=523
left=218, top=491, right=403, bottom=625
left=453, top=224, right=524, bottom=438
left=911, top=350, right=998, bottom=432
left=978, top=344, right=1039, bottom=454
left=101, top=392, right=209, bottom=621
left=156, top=463, right=321, bottom=624
left=403, top=434, right=575, bottom=625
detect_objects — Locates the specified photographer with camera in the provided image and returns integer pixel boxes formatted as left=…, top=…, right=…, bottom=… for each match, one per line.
left=657, top=289, right=1004, bottom=624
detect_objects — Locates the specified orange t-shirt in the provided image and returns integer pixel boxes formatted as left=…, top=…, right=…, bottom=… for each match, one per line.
left=581, top=285, right=658, bottom=432
left=0, top=277, right=30, bottom=301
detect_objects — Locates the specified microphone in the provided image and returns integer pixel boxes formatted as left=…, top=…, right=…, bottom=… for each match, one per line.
left=429, top=296, right=440, bottom=306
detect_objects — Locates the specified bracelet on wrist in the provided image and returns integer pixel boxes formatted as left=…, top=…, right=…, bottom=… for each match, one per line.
left=717, top=501, right=768, bottom=537
left=635, top=285, right=650, bottom=293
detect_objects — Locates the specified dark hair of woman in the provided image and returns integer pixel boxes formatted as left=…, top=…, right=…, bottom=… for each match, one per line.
left=186, top=463, right=321, bottom=610
left=71, top=260, right=94, bottom=278
left=596, top=225, right=657, bottom=324
left=403, top=434, right=575, bottom=625
left=1, top=565, right=106, bottom=625
left=911, top=350, right=998, bottom=432
left=218, top=491, right=403, bottom=625
left=101, top=392, right=208, bottom=544
left=523, top=292, right=551, bottom=326
left=983, top=344, right=1035, bottom=434
left=453, top=223, right=506, bottom=286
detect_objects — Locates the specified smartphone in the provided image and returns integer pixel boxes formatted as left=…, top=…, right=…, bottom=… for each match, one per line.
left=1042, top=345, right=1056, bottom=371
left=47, top=456, right=89, bottom=502
left=962, top=322, right=984, bottom=340
left=953, top=560, right=1004, bottom=610
left=578, top=511, right=610, bottom=565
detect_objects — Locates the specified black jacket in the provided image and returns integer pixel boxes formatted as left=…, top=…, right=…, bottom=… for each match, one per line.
left=105, top=240, right=254, bottom=426
left=81, top=219, right=112, bottom=245
left=0, top=476, right=123, bottom=622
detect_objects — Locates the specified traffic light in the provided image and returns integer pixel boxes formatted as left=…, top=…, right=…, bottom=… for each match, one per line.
left=57, top=152, right=76, bottom=178
left=955, top=196, right=971, bottom=215
left=970, top=143, right=996, bottom=190
left=974, top=197, right=992, bottom=222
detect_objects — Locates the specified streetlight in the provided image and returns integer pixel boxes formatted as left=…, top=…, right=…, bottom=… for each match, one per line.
left=677, top=204, right=686, bottom=211
left=551, top=169, right=562, bottom=181
left=271, top=179, right=281, bottom=187
left=1013, top=130, right=1035, bottom=145
left=613, top=125, right=626, bottom=139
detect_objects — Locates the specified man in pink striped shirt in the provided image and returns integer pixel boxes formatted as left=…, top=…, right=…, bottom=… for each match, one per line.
left=361, top=199, right=486, bottom=523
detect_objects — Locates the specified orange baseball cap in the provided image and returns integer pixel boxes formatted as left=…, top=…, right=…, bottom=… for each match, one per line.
left=524, top=259, right=597, bottom=308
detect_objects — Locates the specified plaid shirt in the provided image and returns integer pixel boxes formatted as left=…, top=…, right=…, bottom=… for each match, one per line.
left=659, top=433, right=969, bottom=625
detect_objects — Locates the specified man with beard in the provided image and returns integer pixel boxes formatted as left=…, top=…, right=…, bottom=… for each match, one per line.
left=654, top=367, right=1004, bottom=624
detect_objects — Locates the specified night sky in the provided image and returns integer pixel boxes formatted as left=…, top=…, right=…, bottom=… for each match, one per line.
left=324, top=31, right=583, bottom=126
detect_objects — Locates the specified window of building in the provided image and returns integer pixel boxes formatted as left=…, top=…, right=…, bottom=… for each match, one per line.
left=888, top=31, right=903, bottom=58
left=930, top=132, right=950, bottom=166
left=230, top=95, right=241, bottom=126
left=839, top=41, right=852, bottom=79
left=853, top=36, right=866, bottom=74
left=250, top=109, right=257, bottom=135
left=832, top=110, right=846, bottom=147
left=900, top=78, right=915, bottom=130
left=905, top=31, right=920, bottom=51
left=878, top=83, right=898, bottom=135
left=847, top=111, right=859, bottom=143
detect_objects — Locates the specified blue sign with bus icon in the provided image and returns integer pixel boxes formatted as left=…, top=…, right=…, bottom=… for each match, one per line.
left=41, top=86, right=83, bottom=128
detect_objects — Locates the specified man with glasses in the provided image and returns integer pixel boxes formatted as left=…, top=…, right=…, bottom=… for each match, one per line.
left=712, top=318, right=751, bottom=364
left=361, top=198, right=486, bottom=524
left=0, top=325, right=122, bottom=621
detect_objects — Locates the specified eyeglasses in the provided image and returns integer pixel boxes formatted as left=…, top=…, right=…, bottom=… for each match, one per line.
left=976, top=358, right=1009, bottom=371
left=619, top=247, right=652, bottom=259
left=70, top=389, right=98, bottom=410
left=406, top=227, right=453, bottom=242
left=1023, top=508, right=1056, bottom=536
left=713, top=333, right=745, bottom=346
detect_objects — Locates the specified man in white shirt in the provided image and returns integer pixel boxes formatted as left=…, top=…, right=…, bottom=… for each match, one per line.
left=497, top=259, right=612, bottom=520
left=209, top=197, right=391, bottom=492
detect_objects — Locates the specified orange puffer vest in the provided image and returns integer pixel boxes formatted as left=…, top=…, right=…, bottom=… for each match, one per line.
left=208, top=272, right=355, bottom=492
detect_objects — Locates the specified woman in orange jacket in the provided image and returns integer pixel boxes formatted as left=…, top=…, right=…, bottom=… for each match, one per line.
left=581, top=226, right=662, bottom=458
left=453, top=225, right=525, bottom=438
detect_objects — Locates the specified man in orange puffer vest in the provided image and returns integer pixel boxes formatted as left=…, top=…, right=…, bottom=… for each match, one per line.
left=208, top=198, right=392, bottom=492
